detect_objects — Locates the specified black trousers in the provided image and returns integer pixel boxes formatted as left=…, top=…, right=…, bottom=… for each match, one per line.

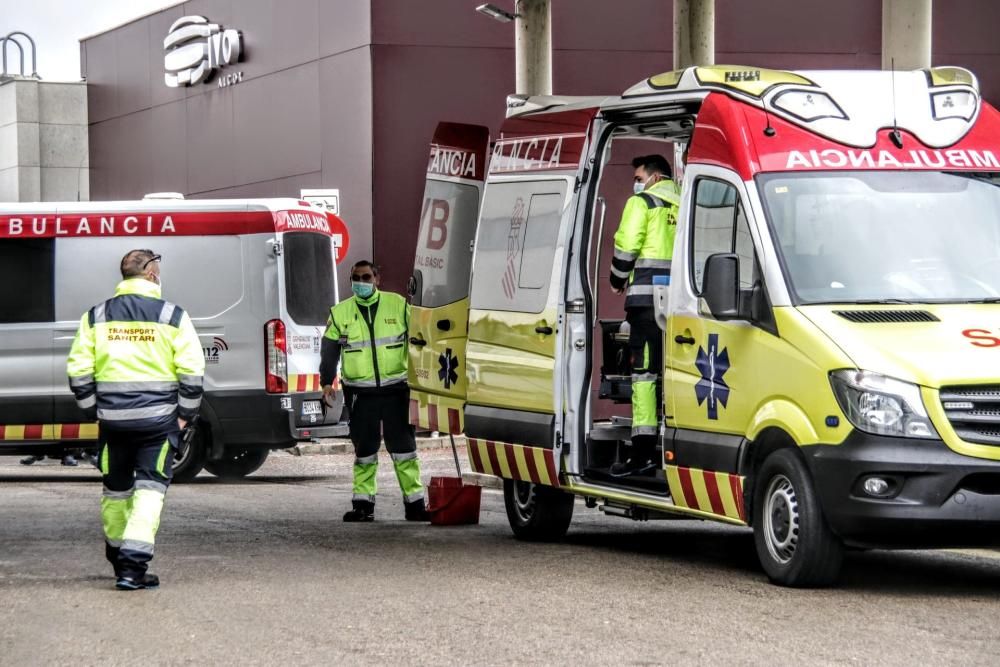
left=626, top=307, right=663, bottom=446
left=346, top=387, right=417, bottom=458
left=100, top=427, right=177, bottom=579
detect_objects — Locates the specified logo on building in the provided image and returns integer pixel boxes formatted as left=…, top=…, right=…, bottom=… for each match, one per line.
left=164, top=16, right=243, bottom=88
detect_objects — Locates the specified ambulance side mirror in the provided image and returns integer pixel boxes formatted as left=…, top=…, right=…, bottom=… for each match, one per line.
left=701, top=253, right=741, bottom=320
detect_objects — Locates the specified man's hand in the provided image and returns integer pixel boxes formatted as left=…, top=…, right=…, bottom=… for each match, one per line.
left=322, top=384, right=338, bottom=407
left=178, top=418, right=188, bottom=430
left=612, top=286, right=625, bottom=295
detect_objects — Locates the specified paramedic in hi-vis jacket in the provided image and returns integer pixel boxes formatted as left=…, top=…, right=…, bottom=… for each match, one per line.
left=67, top=249, right=205, bottom=590
left=320, top=260, right=430, bottom=523
left=609, top=155, right=680, bottom=476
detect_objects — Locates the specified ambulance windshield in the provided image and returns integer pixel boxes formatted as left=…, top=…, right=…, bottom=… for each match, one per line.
left=760, top=170, right=1000, bottom=304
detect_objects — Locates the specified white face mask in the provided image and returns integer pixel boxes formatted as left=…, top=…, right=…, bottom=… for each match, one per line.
left=633, top=174, right=655, bottom=195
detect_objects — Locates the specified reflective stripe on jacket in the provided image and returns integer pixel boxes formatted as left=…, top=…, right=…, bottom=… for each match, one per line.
left=611, top=178, right=681, bottom=308
left=66, top=278, right=205, bottom=431
left=323, top=290, right=409, bottom=389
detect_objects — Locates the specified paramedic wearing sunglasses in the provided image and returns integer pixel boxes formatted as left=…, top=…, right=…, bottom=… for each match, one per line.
left=319, top=260, right=430, bottom=522
left=66, top=249, right=205, bottom=590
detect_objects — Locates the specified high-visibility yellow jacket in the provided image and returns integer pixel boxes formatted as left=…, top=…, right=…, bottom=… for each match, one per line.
left=321, top=290, right=409, bottom=390
left=611, top=178, right=681, bottom=308
left=66, top=278, right=205, bottom=432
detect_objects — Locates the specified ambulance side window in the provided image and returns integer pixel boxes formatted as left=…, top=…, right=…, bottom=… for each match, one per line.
left=690, top=178, right=755, bottom=294
left=0, top=239, right=54, bottom=323
left=470, top=181, right=567, bottom=313
left=415, top=180, right=480, bottom=308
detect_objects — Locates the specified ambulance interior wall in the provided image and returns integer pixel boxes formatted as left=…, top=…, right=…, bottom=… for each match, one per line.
left=81, top=0, right=375, bottom=292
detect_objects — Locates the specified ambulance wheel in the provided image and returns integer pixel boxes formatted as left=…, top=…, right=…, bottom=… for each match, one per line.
left=503, top=479, right=574, bottom=542
left=205, top=447, right=270, bottom=479
left=172, top=429, right=206, bottom=483
left=752, top=449, right=844, bottom=587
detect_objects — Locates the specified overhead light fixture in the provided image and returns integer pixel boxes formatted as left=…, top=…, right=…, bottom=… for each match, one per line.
left=476, top=3, right=518, bottom=22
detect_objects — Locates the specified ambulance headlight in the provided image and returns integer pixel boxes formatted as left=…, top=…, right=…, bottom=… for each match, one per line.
left=771, top=90, right=846, bottom=122
left=830, top=370, right=938, bottom=439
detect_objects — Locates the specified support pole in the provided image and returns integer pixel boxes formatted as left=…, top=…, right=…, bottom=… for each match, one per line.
left=515, top=0, right=552, bottom=95
left=882, top=0, right=932, bottom=71
left=673, top=0, right=715, bottom=70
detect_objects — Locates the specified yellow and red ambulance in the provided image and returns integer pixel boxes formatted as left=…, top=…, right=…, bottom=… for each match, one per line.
left=409, top=66, right=1000, bottom=586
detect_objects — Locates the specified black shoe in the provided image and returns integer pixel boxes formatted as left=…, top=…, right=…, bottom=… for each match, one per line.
left=115, top=573, right=160, bottom=590
left=609, top=456, right=656, bottom=478
left=344, top=499, right=375, bottom=522
left=19, top=455, right=41, bottom=466
left=343, top=508, right=374, bottom=522
left=61, top=455, right=78, bottom=467
left=404, top=499, right=431, bottom=522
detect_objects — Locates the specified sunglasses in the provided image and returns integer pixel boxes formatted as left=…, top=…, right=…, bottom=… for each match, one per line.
left=140, top=251, right=162, bottom=271
left=351, top=272, right=375, bottom=282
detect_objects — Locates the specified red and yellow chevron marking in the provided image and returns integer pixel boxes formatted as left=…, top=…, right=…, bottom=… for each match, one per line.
left=408, top=396, right=463, bottom=434
left=666, top=465, right=746, bottom=523
left=0, top=423, right=99, bottom=441
left=288, top=373, right=329, bottom=393
left=467, top=438, right=560, bottom=487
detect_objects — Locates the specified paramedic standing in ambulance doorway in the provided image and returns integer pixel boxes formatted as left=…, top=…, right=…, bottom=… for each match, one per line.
left=320, top=261, right=431, bottom=522
left=609, top=155, right=680, bottom=476
left=66, top=249, right=205, bottom=590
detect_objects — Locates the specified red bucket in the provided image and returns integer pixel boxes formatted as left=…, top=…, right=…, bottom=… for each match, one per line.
left=427, top=476, right=481, bottom=525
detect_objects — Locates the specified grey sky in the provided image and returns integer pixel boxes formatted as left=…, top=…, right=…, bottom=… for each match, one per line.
left=3, top=0, right=179, bottom=81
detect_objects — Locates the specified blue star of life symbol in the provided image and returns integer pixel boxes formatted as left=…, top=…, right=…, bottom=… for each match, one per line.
left=438, top=348, right=459, bottom=389
left=694, top=333, right=730, bottom=420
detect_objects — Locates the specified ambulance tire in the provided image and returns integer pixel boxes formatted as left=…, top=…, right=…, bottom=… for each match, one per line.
left=172, top=429, right=206, bottom=483
left=752, top=449, right=844, bottom=587
left=503, top=479, right=574, bottom=542
left=204, top=447, right=270, bottom=479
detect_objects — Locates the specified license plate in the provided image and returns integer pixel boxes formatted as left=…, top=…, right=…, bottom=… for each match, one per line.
left=301, top=401, right=323, bottom=416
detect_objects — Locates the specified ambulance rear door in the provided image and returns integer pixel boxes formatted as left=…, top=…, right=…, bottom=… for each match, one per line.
left=274, top=208, right=339, bottom=426
left=464, top=107, right=600, bottom=484
left=407, top=123, right=489, bottom=434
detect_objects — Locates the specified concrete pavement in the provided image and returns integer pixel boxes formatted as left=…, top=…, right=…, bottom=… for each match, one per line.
left=1, top=448, right=999, bottom=666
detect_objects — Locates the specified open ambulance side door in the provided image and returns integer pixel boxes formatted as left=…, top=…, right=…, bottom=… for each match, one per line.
left=463, top=107, right=601, bottom=486
left=407, top=123, right=490, bottom=434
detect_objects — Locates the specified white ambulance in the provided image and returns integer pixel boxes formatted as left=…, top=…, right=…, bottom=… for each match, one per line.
left=410, top=66, right=1000, bottom=586
left=0, top=196, right=348, bottom=480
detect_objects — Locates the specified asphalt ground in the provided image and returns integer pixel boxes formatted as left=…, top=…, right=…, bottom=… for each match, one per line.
left=1, top=448, right=1000, bottom=666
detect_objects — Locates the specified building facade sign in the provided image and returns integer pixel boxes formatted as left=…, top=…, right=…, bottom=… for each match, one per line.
left=164, top=15, right=243, bottom=88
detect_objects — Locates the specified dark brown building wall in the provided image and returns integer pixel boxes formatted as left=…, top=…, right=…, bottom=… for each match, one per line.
left=82, top=0, right=375, bottom=283
left=84, top=0, right=1000, bottom=295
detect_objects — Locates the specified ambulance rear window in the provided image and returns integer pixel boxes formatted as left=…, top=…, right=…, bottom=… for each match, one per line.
left=283, top=232, right=335, bottom=326
left=0, top=239, right=54, bottom=323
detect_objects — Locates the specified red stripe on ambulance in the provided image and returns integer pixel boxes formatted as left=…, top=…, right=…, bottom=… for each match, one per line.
left=677, top=466, right=699, bottom=509
left=703, top=471, right=725, bottom=516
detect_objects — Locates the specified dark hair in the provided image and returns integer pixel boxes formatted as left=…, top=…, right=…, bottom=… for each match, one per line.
left=120, top=249, right=158, bottom=279
left=631, top=154, right=672, bottom=180
left=351, top=260, right=378, bottom=276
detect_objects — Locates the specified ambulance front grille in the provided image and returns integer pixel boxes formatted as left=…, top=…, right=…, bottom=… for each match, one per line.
left=834, top=310, right=939, bottom=323
left=941, top=386, right=1000, bottom=446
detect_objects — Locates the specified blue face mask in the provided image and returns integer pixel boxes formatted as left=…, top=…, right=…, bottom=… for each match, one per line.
left=352, top=281, right=375, bottom=299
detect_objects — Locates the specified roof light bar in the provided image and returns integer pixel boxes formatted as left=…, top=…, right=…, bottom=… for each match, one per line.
left=771, top=90, right=847, bottom=122
left=931, top=90, right=977, bottom=121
